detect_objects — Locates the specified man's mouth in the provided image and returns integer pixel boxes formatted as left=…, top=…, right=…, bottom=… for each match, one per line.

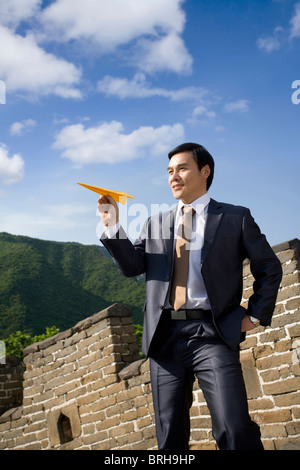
left=172, top=184, right=183, bottom=191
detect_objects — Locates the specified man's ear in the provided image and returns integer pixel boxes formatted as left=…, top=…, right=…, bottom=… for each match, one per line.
left=201, top=164, right=211, bottom=180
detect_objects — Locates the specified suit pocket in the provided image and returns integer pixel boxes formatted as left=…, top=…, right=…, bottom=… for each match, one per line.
left=215, top=305, right=247, bottom=350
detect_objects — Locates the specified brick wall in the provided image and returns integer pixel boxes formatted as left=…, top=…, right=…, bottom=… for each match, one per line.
left=0, top=238, right=299, bottom=450
left=0, top=356, right=22, bottom=416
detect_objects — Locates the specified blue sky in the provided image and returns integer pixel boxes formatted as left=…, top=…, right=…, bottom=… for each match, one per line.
left=0, top=0, right=299, bottom=246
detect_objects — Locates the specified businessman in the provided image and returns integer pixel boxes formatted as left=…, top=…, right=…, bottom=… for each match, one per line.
left=98, top=143, right=282, bottom=450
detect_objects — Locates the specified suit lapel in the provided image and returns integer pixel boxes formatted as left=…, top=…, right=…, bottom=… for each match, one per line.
left=161, top=200, right=223, bottom=266
left=201, top=199, right=223, bottom=264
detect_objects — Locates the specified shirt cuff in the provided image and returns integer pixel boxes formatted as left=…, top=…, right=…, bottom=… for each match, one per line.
left=249, top=316, right=260, bottom=326
left=104, top=222, right=120, bottom=239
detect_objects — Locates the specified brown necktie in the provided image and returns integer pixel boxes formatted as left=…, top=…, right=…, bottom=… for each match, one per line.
left=170, top=205, right=195, bottom=311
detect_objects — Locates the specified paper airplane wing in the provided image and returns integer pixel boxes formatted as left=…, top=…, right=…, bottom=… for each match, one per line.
left=77, top=183, right=134, bottom=205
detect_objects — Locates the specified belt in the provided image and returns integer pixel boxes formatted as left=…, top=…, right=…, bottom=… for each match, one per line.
left=165, top=309, right=212, bottom=321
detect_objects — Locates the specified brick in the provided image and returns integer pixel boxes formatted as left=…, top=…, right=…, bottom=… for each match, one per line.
left=261, top=424, right=287, bottom=438
left=243, top=287, right=253, bottom=300
left=280, top=272, right=300, bottom=288
left=248, top=398, right=274, bottom=411
left=288, top=324, right=300, bottom=338
left=252, top=409, right=291, bottom=424
left=272, top=312, right=299, bottom=329
left=277, top=248, right=299, bottom=264
left=81, top=410, right=105, bottom=425
left=240, top=351, right=262, bottom=399
left=285, top=297, right=300, bottom=312
left=109, top=422, right=134, bottom=438
left=96, top=415, right=120, bottom=431
left=120, top=409, right=138, bottom=422
left=291, top=364, right=300, bottom=376
left=282, top=260, right=299, bottom=276
left=274, top=391, right=300, bottom=407
left=274, top=339, right=292, bottom=352
left=261, top=369, right=280, bottom=382
left=99, top=381, right=126, bottom=398
left=256, top=351, right=293, bottom=370
left=285, top=421, right=300, bottom=435
left=277, top=284, right=300, bottom=302
left=240, top=336, right=257, bottom=349
left=253, top=344, right=274, bottom=359
left=117, top=429, right=143, bottom=446
left=190, top=441, right=217, bottom=450
left=292, top=407, right=300, bottom=419
left=77, top=391, right=100, bottom=406
left=82, top=431, right=109, bottom=446
left=272, top=303, right=285, bottom=316
left=259, top=328, right=286, bottom=344
left=263, top=377, right=300, bottom=396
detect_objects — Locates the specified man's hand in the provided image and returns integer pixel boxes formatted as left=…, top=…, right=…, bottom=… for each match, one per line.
left=97, top=195, right=119, bottom=227
left=241, top=315, right=257, bottom=332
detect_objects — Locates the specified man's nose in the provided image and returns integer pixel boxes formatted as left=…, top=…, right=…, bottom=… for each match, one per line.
left=170, top=171, right=179, bottom=181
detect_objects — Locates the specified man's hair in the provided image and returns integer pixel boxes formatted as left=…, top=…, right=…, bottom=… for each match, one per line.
left=168, top=142, right=215, bottom=190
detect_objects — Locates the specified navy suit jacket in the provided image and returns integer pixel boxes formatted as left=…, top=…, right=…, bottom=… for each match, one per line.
left=101, top=198, right=282, bottom=356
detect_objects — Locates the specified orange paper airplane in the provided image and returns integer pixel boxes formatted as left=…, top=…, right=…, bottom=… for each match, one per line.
left=77, top=183, right=134, bottom=205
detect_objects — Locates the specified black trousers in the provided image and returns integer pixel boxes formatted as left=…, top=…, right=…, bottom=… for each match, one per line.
left=149, top=315, right=264, bottom=451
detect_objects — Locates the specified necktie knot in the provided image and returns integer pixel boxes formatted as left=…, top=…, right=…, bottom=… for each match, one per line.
left=182, top=205, right=194, bottom=215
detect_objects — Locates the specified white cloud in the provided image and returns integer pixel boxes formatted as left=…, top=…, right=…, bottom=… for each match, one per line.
left=257, top=35, right=281, bottom=53
left=192, top=106, right=216, bottom=119
left=40, top=0, right=185, bottom=46
left=97, top=73, right=208, bottom=101
left=10, top=119, right=36, bottom=136
left=0, top=144, right=25, bottom=185
left=223, top=99, right=250, bottom=114
left=0, top=25, right=82, bottom=99
left=0, top=0, right=193, bottom=100
left=53, top=120, right=184, bottom=165
left=187, top=105, right=217, bottom=125
left=257, top=26, right=284, bottom=52
left=290, top=2, right=300, bottom=38
left=136, top=32, right=193, bottom=74
left=257, top=3, right=300, bottom=53
left=0, top=0, right=42, bottom=29
left=39, top=0, right=192, bottom=74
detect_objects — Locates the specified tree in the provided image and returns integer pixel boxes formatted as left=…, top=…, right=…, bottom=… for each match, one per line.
left=2, top=326, right=60, bottom=361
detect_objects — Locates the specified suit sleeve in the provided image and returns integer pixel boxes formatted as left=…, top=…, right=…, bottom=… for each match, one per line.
left=242, top=209, right=282, bottom=326
left=100, top=220, right=149, bottom=278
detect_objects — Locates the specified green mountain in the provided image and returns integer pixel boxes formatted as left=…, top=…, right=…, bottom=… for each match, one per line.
left=0, top=232, right=145, bottom=338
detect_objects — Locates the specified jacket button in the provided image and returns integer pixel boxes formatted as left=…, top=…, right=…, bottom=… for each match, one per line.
left=158, top=305, right=164, bottom=310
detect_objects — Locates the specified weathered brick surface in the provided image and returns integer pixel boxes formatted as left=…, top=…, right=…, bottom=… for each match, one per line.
left=0, top=357, right=23, bottom=416
left=0, top=239, right=299, bottom=450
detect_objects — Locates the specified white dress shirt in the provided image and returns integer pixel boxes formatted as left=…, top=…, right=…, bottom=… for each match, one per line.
left=165, top=193, right=211, bottom=310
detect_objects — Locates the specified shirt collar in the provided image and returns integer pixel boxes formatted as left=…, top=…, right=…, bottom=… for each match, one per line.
left=178, top=193, right=210, bottom=216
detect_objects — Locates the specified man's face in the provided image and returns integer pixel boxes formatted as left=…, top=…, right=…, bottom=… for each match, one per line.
left=168, top=151, right=210, bottom=204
